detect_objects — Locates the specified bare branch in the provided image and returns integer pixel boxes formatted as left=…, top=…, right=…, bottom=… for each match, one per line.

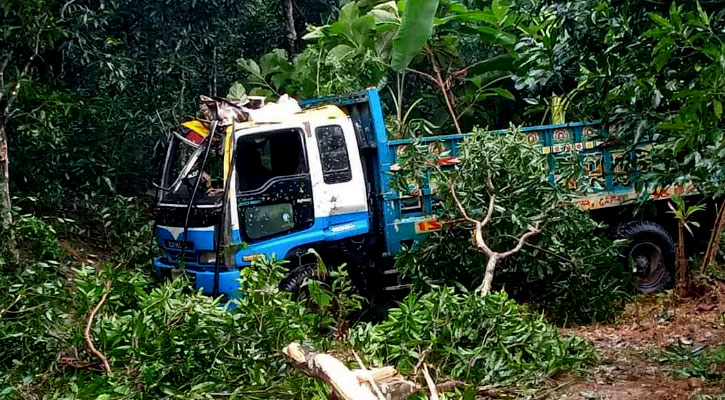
left=481, top=194, right=496, bottom=228
left=352, top=350, right=385, bottom=400
left=406, top=67, right=438, bottom=84
left=473, top=222, right=494, bottom=256
left=85, top=280, right=112, bottom=374
left=449, top=182, right=478, bottom=225
left=486, top=171, right=495, bottom=191
left=499, top=226, right=541, bottom=259
left=422, top=364, right=440, bottom=400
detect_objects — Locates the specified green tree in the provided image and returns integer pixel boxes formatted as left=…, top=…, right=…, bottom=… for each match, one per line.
left=515, top=0, right=725, bottom=283
left=0, top=0, right=67, bottom=255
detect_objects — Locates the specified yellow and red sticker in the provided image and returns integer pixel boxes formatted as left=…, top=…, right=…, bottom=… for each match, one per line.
left=415, top=219, right=443, bottom=233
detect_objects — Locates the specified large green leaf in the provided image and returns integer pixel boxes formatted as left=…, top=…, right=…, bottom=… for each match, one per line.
left=390, top=0, right=439, bottom=72
left=468, top=54, right=515, bottom=75
left=326, top=44, right=356, bottom=64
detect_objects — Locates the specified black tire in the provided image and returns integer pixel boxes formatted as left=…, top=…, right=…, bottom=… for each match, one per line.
left=279, top=262, right=319, bottom=293
left=616, top=221, right=675, bottom=293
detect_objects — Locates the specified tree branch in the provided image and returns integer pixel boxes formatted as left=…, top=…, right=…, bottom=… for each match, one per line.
left=481, top=173, right=496, bottom=228
left=85, top=280, right=112, bottom=374
left=449, top=181, right=478, bottom=225
left=422, top=364, right=440, bottom=400
left=406, top=67, right=438, bottom=84
left=426, top=46, right=461, bottom=134
left=0, top=50, right=12, bottom=102
left=473, top=221, right=494, bottom=256
left=499, top=226, right=541, bottom=259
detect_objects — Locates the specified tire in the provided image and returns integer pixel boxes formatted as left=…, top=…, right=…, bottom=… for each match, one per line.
left=616, top=221, right=675, bottom=293
left=279, top=262, right=319, bottom=293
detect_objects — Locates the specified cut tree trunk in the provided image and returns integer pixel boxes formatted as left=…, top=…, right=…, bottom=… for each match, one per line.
left=283, top=342, right=417, bottom=400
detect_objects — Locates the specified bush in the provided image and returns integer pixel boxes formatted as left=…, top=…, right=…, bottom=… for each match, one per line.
left=660, top=344, right=725, bottom=383
left=1, top=256, right=364, bottom=399
left=14, top=214, right=62, bottom=260
left=398, top=207, right=631, bottom=324
left=0, top=225, right=595, bottom=398
left=350, top=287, right=596, bottom=387
left=394, top=128, right=631, bottom=324
left=0, top=261, right=72, bottom=397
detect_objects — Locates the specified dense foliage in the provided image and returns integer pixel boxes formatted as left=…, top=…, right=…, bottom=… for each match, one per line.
left=351, top=287, right=595, bottom=386
left=1, top=0, right=327, bottom=213
left=0, top=211, right=594, bottom=398
left=2, top=0, right=724, bottom=398
left=394, top=128, right=631, bottom=324
left=513, top=1, right=725, bottom=195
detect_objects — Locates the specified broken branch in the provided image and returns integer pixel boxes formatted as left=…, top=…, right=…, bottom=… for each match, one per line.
left=84, top=280, right=112, bottom=374
left=283, top=342, right=417, bottom=400
left=352, top=350, right=385, bottom=400
left=422, top=364, right=440, bottom=400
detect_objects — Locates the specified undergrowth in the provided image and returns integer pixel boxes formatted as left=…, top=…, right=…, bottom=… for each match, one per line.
left=0, top=197, right=596, bottom=399
left=397, top=206, right=631, bottom=325
left=660, top=344, right=725, bottom=383
left=351, top=287, right=596, bottom=388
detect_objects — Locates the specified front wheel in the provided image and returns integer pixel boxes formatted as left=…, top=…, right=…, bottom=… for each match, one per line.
left=616, top=221, right=675, bottom=293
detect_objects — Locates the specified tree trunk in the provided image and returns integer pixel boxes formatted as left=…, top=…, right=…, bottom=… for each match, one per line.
left=478, top=254, right=499, bottom=296
left=701, top=198, right=725, bottom=272
left=283, top=0, right=297, bottom=55
left=0, top=122, right=12, bottom=227
left=676, top=221, right=689, bottom=297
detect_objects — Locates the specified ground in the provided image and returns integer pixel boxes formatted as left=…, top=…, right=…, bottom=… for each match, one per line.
left=548, top=283, right=725, bottom=399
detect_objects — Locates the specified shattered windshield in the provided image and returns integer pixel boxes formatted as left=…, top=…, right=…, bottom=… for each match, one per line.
left=159, top=134, right=224, bottom=205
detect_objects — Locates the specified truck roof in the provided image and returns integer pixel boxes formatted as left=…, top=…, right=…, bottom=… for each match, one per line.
left=232, top=104, right=347, bottom=135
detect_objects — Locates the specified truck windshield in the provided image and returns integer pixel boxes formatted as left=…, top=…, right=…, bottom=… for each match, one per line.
left=236, top=129, right=307, bottom=192
left=159, top=136, right=224, bottom=206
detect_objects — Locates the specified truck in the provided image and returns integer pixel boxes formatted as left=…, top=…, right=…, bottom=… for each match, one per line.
left=152, top=87, right=698, bottom=299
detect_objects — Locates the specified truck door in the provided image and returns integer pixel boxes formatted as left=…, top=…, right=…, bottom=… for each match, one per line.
left=308, top=116, right=368, bottom=225
left=235, top=127, right=315, bottom=243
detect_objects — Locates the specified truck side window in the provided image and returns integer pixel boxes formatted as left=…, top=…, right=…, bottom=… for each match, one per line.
left=237, top=129, right=308, bottom=192
left=316, top=125, right=352, bottom=184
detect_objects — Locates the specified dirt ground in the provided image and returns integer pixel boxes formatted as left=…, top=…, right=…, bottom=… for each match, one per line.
left=548, top=284, right=725, bottom=399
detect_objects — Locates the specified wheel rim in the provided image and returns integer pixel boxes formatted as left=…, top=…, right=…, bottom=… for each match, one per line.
left=629, top=241, right=666, bottom=291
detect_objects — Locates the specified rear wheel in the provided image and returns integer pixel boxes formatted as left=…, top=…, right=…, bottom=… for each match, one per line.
left=616, top=221, right=675, bottom=293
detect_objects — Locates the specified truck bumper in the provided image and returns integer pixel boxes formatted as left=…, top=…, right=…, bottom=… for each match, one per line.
left=153, top=258, right=241, bottom=299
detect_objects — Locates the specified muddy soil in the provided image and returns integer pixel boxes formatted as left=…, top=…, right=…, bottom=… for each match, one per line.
left=549, top=285, right=725, bottom=399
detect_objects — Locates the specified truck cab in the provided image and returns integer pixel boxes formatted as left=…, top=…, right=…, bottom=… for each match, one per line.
left=154, top=89, right=395, bottom=298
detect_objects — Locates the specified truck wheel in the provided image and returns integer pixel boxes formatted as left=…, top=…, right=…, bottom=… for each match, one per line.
left=279, top=262, right=318, bottom=293
left=616, top=221, right=675, bottom=293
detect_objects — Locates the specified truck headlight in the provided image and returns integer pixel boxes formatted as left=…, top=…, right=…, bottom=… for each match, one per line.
left=198, top=251, right=217, bottom=265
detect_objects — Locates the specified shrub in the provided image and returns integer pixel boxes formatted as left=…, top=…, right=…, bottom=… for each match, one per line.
left=1, top=256, right=359, bottom=399
left=350, top=287, right=596, bottom=387
left=660, top=344, right=725, bottom=383
left=14, top=214, right=62, bottom=261
left=398, top=207, right=631, bottom=324
left=0, top=260, right=72, bottom=397
left=393, top=128, right=631, bottom=324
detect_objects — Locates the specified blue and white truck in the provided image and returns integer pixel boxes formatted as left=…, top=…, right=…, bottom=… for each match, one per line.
left=153, top=88, right=691, bottom=299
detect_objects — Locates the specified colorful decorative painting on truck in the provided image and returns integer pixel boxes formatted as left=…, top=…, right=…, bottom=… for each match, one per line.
left=540, top=124, right=603, bottom=155
left=574, top=182, right=698, bottom=210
